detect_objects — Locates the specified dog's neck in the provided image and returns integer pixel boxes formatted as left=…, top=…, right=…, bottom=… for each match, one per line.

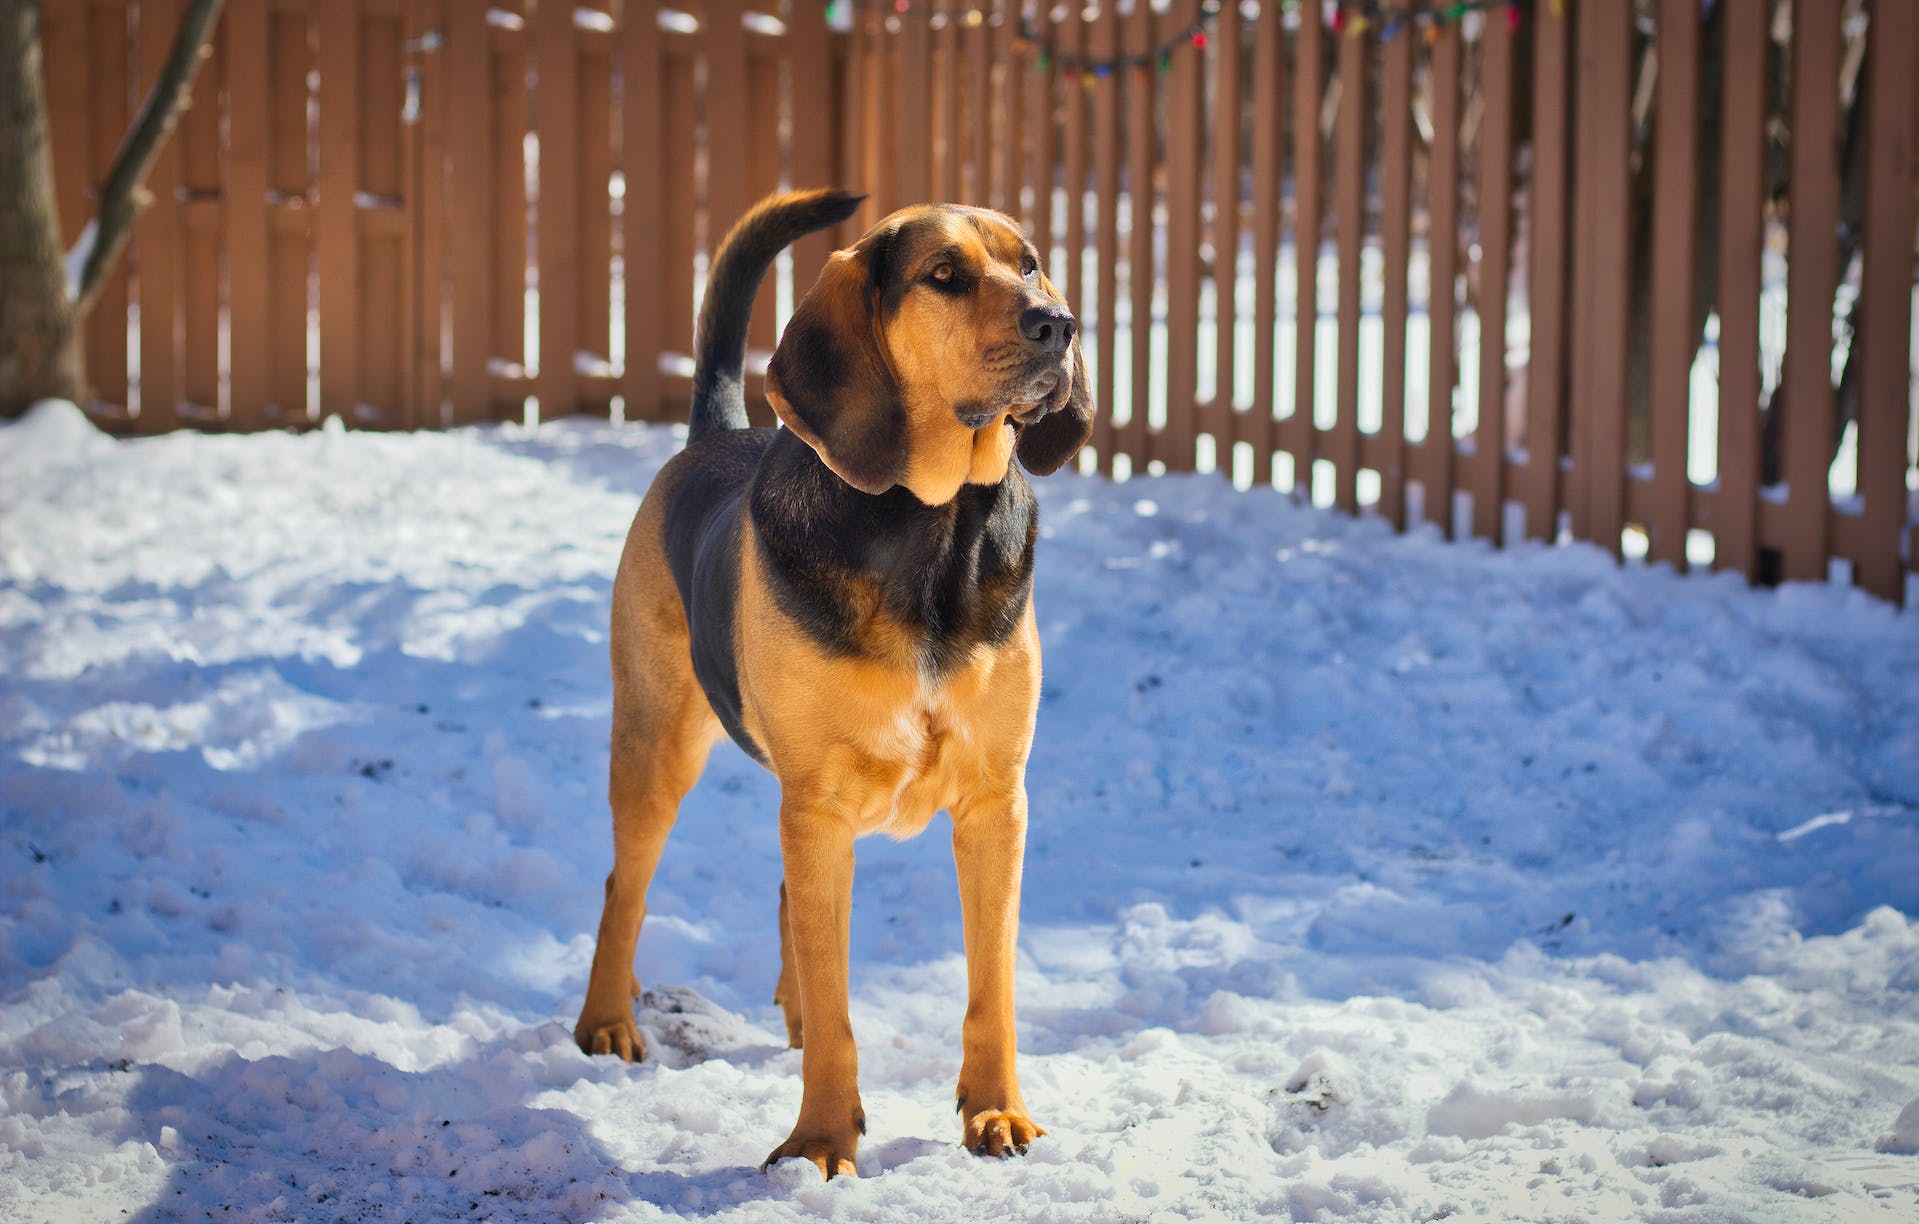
left=749, top=429, right=1037, bottom=674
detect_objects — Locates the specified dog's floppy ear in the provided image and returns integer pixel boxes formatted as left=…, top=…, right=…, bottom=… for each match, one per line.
left=765, top=246, right=905, bottom=495
left=1016, top=314, right=1094, bottom=477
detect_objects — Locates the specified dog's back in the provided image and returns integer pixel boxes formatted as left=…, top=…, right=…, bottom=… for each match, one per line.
left=648, top=191, right=864, bottom=755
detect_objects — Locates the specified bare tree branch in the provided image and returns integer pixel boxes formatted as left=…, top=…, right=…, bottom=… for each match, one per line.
left=70, top=0, right=225, bottom=316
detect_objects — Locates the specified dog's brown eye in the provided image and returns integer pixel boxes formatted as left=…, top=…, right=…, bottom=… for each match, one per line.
left=931, top=263, right=955, bottom=283
left=1020, top=254, right=1038, bottom=278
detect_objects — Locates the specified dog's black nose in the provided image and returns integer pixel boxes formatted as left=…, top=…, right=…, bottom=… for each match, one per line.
left=1020, top=305, right=1076, bottom=353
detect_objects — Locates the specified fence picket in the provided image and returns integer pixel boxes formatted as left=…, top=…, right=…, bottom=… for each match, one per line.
left=1647, top=0, right=1700, bottom=567
left=135, top=0, right=182, bottom=432
left=1090, top=0, right=1120, bottom=466
left=1209, top=0, right=1240, bottom=463
left=1421, top=26, right=1461, bottom=535
left=1283, top=0, right=1324, bottom=491
left=1572, top=0, right=1631, bottom=555
left=1332, top=20, right=1363, bottom=513
left=1248, top=1, right=1281, bottom=489
left=1780, top=0, right=1842, bottom=582
left=1122, top=0, right=1154, bottom=473
left=1713, top=0, right=1766, bottom=582
left=225, top=0, right=270, bottom=431
left=1472, top=14, right=1514, bottom=542
left=1522, top=0, right=1571, bottom=544
left=1377, top=17, right=1410, bottom=528
left=1164, top=0, right=1203, bottom=473
left=1856, top=0, right=1916, bottom=604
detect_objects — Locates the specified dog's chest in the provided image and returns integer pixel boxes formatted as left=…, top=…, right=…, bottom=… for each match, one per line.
left=831, top=664, right=997, bottom=838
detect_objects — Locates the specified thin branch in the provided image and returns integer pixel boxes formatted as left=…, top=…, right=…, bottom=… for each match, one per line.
left=70, top=0, right=226, bottom=316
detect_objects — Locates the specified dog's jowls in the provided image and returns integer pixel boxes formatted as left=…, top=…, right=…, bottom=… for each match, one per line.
left=574, top=189, right=1094, bottom=1178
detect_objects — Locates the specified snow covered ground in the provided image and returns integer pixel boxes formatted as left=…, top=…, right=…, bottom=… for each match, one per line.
left=3, top=400, right=1917, bottom=1222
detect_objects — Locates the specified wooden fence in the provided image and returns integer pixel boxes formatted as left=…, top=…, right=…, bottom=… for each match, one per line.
left=41, top=0, right=1919, bottom=604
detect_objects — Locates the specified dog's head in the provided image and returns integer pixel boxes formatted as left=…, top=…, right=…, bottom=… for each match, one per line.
left=765, top=204, right=1095, bottom=503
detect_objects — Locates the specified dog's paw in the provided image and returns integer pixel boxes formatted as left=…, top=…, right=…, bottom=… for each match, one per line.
left=763, top=1108, right=865, bottom=1180
left=762, top=1136, right=858, bottom=1180
left=962, top=1108, right=1044, bottom=1158
left=574, top=1012, right=645, bottom=1062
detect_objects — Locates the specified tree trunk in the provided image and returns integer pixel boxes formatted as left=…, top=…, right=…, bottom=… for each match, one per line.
left=0, top=0, right=83, bottom=416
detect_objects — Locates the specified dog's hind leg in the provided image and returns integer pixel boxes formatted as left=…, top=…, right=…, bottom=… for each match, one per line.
left=774, top=880, right=803, bottom=1047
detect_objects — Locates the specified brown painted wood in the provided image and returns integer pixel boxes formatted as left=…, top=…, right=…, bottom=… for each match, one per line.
left=1122, top=0, right=1153, bottom=471
left=1377, top=15, right=1411, bottom=527
left=1575, top=0, right=1631, bottom=556
left=41, top=1, right=89, bottom=244
left=1248, top=0, right=1282, bottom=488
left=995, top=0, right=1021, bottom=219
left=533, top=0, right=579, bottom=418
left=899, top=0, right=932, bottom=208
left=620, top=0, right=665, bottom=421
left=358, top=7, right=406, bottom=423
left=224, top=0, right=270, bottom=429
left=1332, top=18, right=1364, bottom=513
left=1030, top=8, right=1057, bottom=257
left=443, top=0, right=490, bottom=423
left=1091, top=0, right=1120, bottom=465
left=743, top=34, right=781, bottom=425
left=577, top=8, right=615, bottom=416
left=85, top=1, right=132, bottom=411
left=1472, top=10, right=1514, bottom=541
left=491, top=8, right=528, bottom=420
left=1647, top=0, right=1700, bottom=566
left=789, top=0, right=835, bottom=293
left=933, top=0, right=959, bottom=202
left=1714, top=0, right=1766, bottom=581
left=1853, top=0, right=1916, bottom=604
left=1285, top=0, right=1322, bottom=490
left=1779, top=0, right=1841, bottom=582
left=964, top=0, right=990, bottom=206
left=1209, top=0, right=1239, bottom=461
left=659, top=33, right=696, bottom=387
left=660, top=27, right=698, bottom=406
left=137, top=0, right=183, bottom=431
left=1059, top=7, right=1085, bottom=308
left=1163, top=0, right=1202, bottom=472
left=1522, top=0, right=1570, bottom=543
left=407, top=0, right=447, bottom=428
left=179, top=9, right=222, bottom=419
left=1423, top=24, right=1460, bottom=532
left=266, top=2, right=308, bottom=422
left=316, top=0, right=361, bottom=423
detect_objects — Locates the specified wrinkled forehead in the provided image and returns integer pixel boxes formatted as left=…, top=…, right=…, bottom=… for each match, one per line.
left=867, top=204, right=1031, bottom=269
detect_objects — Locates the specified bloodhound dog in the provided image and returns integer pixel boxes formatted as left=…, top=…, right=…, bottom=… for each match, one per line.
left=573, top=188, right=1094, bottom=1179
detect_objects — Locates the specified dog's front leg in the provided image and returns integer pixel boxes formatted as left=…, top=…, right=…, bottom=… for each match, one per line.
left=950, top=785, right=1045, bottom=1157
left=763, top=800, right=864, bottom=1179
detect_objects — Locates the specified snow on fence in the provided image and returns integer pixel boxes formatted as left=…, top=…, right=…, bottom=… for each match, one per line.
left=39, top=0, right=1919, bottom=604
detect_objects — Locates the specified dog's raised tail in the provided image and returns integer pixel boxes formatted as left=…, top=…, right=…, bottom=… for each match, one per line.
left=690, top=188, right=865, bottom=442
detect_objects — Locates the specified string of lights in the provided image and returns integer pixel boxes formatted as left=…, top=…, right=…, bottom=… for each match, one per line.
left=825, top=1, right=1554, bottom=81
